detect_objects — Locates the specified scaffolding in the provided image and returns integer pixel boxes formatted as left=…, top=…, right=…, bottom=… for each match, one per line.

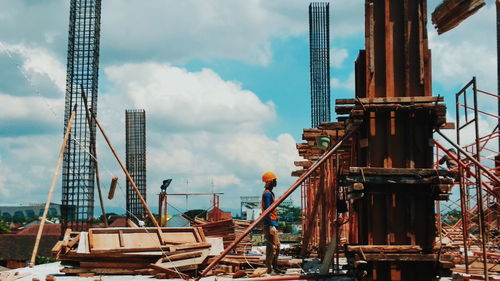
left=436, top=78, right=500, bottom=277
left=125, top=109, right=147, bottom=222
left=61, top=0, right=102, bottom=232
left=309, top=2, right=331, bottom=128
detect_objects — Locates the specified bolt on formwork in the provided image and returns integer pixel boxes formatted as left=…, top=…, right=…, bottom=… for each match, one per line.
left=61, top=0, right=102, bottom=233
left=309, top=2, right=331, bottom=128
left=125, top=109, right=147, bottom=222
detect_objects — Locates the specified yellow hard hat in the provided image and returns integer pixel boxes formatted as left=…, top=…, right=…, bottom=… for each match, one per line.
left=262, top=171, right=277, bottom=183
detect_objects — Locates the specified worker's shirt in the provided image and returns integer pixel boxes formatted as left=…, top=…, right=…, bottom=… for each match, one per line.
left=261, top=189, right=278, bottom=227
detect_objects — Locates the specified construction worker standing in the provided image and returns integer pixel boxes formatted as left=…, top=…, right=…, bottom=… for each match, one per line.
left=261, top=171, right=281, bottom=274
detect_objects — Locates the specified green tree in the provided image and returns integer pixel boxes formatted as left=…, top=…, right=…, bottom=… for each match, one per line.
left=278, top=206, right=301, bottom=223
left=183, top=209, right=207, bottom=220
left=0, top=219, right=10, bottom=234
left=443, top=209, right=461, bottom=225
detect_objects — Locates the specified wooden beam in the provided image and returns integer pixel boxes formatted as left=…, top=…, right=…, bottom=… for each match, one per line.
left=30, top=105, right=77, bottom=267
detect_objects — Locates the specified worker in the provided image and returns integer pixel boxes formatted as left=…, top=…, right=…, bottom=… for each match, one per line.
left=439, top=148, right=459, bottom=180
left=261, top=171, right=281, bottom=274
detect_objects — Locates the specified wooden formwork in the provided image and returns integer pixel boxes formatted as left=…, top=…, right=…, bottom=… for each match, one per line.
left=293, top=122, right=353, bottom=259
left=341, top=0, right=449, bottom=280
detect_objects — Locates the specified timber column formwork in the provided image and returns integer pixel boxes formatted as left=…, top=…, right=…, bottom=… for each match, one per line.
left=337, top=0, right=449, bottom=280
left=125, top=109, right=147, bottom=221
left=61, top=0, right=102, bottom=232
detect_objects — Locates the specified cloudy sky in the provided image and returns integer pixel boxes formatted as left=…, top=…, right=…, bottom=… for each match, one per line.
left=0, top=0, right=497, bottom=216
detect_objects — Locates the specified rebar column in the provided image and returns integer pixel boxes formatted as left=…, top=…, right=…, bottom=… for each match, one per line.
left=125, top=109, right=147, bottom=222
left=309, top=2, right=331, bottom=128
left=61, top=0, right=102, bottom=233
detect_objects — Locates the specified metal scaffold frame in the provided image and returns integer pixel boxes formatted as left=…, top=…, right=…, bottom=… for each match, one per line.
left=61, top=0, right=102, bottom=233
left=125, top=109, right=147, bottom=222
left=436, top=77, right=499, bottom=278
left=309, top=2, right=331, bottom=128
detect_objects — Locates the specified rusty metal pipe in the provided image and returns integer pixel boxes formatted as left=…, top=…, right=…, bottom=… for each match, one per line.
left=196, top=125, right=359, bottom=280
left=435, top=130, right=500, bottom=186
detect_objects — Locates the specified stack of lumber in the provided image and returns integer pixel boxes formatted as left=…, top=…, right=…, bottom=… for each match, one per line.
left=52, top=227, right=210, bottom=279
left=199, top=219, right=252, bottom=253
left=431, top=0, right=485, bottom=34
left=208, top=254, right=303, bottom=275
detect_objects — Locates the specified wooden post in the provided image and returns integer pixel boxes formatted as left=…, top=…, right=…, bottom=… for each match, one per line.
left=80, top=84, right=108, bottom=226
left=90, top=108, right=161, bottom=228
left=79, top=89, right=160, bottom=230
left=29, top=105, right=77, bottom=267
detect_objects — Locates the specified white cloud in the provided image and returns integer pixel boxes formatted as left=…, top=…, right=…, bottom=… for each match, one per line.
left=428, top=2, right=496, bottom=92
left=98, top=62, right=300, bottom=210
left=331, top=72, right=355, bottom=91
left=331, top=48, right=349, bottom=69
left=0, top=59, right=300, bottom=212
left=0, top=42, right=66, bottom=94
left=103, top=63, right=276, bottom=132
left=98, top=0, right=364, bottom=66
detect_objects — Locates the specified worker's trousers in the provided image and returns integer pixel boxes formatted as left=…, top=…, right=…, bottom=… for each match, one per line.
left=264, top=225, right=280, bottom=273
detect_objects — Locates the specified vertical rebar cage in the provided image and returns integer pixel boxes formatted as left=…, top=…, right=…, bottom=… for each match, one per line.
left=125, top=109, right=147, bottom=221
left=61, top=0, right=102, bottom=232
left=309, top=2, right=331, bottom=128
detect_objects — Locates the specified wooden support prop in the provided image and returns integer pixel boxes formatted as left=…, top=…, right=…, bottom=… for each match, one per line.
left=196, top=125, right=360, bottom=280
left=80, top=85, right=108, bottom=227
left=108, top=176, right=118, bottom=199
left=80, top=91, right=162, bottom=232
left=29, top=104, right=77, bottom=267
left=319, top=234, right=337, bottom=274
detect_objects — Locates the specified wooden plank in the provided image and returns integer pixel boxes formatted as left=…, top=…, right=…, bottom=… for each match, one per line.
left=360, top=253, right=438, bottom=262
left=88, top=229, right=94, bottom=249
left=440, top=122, right=455, bottom=130
left=335, top=103, right=446, bottom=114
left=160, top=251, right=203, bottom=262
left=336, top=96, right=444, bottom=105
left=79, top=261, right=148, bottom=269
left=196, top=227, right=206, bottom=242
left=61, top=267, right=152, bottom=275
left=51, top=241, right=63, bottom=256
left=90, top=246, right=171, bottom=254
left=76, top=232, right=89, bottom=254
left=62, top=228, right=72, bottom=247
left=150, top=266, right=190, bottom=280
left=169, top=242, right=211, bottom=252
left=346, top=245, right=423, bottom=253
left=89, top=227, right=201, bottom=252
left=348, top=167, right=449, bottom=176
left=67, top=233, right=80, bottom=249
left=192, top=227, right=202, bottom=242
left=118, top=230, right=124, bottom=247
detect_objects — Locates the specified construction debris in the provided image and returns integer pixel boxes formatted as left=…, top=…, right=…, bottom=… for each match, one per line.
left=199, top=219, right=252, bottom=254
left=52, top=227, right=210, bottom=278
left=51, top=226, right=303, bottom=279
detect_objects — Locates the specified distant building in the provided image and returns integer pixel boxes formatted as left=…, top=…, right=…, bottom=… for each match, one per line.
left=0, top=224, right=61, bottom=269
left=207, top=207, right=232, bottom=221
left=240, top=196, right=293, bottom=220
left=0, top=203, right=61, bottom=222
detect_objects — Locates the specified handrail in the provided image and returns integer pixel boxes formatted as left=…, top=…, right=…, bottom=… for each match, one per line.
left=433, top=138, right=499, bottom=200
left=435, top=130, right=500, bottom=187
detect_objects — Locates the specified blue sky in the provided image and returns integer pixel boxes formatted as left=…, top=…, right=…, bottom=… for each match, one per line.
left=0, top=0, right=497, bottom=216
